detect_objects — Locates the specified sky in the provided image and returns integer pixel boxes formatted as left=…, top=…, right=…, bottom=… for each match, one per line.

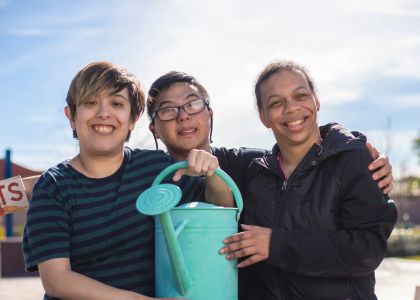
left=0, top=0, right=419, bottom=178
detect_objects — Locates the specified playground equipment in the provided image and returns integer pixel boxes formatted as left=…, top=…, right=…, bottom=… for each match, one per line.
left=136, top=161, right=243, bottom=299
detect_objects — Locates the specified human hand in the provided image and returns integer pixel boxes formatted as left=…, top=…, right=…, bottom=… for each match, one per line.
left=365, top=142, right=393, bottom=194
left=219, top=224, right=272, bottom=267
left=172, top=149, right=218, bottom=181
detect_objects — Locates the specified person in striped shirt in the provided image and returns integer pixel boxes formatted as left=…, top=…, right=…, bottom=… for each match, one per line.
left=22, top=62, right=233, bottom=300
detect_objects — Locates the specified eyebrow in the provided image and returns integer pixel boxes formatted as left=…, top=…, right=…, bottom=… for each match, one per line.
left=158, top=100, right=175, bottom=108
left=265, top=86, right=309, bottom=103
left=184, top=93, right=201, bottom=100
left=157, top=93, right=201, bottom=108
left=114, top=93, right=128, bottom=102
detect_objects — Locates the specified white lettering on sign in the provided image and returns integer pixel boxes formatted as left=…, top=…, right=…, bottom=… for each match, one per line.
left=0, top=176, right=29, bottom=215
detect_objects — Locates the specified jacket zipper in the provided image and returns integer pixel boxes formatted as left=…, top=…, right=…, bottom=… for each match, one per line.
left=269, top=145, right=319, bottom=230
left=282, top=181, right=287, bottom=191
left=272, top=180, right=288, bottom=229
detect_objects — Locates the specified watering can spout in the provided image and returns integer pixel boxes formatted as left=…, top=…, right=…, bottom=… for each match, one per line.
left=159, top=213, right=192, bottom=296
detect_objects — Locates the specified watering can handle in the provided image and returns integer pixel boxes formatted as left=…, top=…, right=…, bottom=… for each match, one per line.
left=152, top=161, right=244, bottom=221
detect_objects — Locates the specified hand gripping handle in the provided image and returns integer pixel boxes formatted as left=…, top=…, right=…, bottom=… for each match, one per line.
left=152, top=161, right=243, bottom=221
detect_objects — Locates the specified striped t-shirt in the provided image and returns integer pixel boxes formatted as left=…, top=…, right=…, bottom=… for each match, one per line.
left=22, top=147, right=205, bottom=299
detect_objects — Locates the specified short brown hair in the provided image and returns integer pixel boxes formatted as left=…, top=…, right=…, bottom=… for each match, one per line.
left=66, top=62, right=145, bottom=141
left=254, top=60, right=316, bottom=110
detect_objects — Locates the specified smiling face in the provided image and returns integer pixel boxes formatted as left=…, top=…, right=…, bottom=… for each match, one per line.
left=150, top=82, right=212, bottom=159
left=258, top=70, right=321, bottom=148
left=66, top=87, right=137, bottom=157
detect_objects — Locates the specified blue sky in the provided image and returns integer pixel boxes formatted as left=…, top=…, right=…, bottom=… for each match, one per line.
left=1, top=0, right=420, bottom=178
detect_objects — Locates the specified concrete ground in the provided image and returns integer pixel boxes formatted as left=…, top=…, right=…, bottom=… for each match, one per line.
left=0, top=258, right=419, bottom=300
left=375, top=258, right=420, bottom=300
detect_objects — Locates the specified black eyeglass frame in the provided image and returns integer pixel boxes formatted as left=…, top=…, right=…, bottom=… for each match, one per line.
left=151, top=98, right=210, bottom=122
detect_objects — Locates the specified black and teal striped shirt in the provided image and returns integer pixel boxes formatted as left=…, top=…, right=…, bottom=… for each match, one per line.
left=23, top=147, right=205, bottom=299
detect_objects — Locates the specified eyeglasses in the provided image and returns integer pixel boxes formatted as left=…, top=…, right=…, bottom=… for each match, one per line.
left=152, top=98, right=209, bottom=121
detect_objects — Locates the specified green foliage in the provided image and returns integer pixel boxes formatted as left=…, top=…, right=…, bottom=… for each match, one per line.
left=386, top=235, right=420, bottom=257
left=406, top=177, right=420, bottom=195
left=414, top=133, right=420, bottom=161
left=13, top=224, right=25, bottom=237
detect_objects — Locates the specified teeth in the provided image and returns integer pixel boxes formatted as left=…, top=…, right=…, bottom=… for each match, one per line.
left=181, top=129, right=196, bottom=133
left=94, top=126, right=114, bottom=133
left=286, top=119, right=304, bottom=126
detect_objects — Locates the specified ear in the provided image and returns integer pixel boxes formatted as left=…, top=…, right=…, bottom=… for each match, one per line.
left=129, top=114, right=140, bottom=132
left=314, top=92, right=320, bottom=111
left=64, top=106, right=76, bottom=130
left=149, top=123, right=160, bottom=139
left=258, top=109, right=271, bottom=129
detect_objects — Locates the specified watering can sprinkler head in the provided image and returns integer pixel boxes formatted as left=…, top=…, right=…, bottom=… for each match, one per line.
left=136, top=184, right=182, bottom=216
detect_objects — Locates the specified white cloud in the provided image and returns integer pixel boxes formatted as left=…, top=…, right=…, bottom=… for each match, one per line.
left=8, top=27, right=50, bottom=36
left=390, top=94, right=420, bottom=107
left=20, top=116, right=55, bottom=123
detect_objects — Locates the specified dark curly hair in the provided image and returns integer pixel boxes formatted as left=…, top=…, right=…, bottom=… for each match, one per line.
left=254, top=60, right=316, bottom=110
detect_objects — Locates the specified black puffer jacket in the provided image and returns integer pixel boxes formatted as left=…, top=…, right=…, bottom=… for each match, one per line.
left=241, top=123, right=397, bottom=300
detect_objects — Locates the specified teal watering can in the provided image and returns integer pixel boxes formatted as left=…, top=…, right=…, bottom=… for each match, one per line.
left=136, top=161, right=243, bottom=299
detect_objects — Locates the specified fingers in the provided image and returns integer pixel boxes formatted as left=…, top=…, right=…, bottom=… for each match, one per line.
left=186, top=150, right=198, bottom=174
left=222, top=231, right=254, bottom=246
left=172, top=169, right=186, bottom=182
left=185, top=149, right=218, bottom=177
left=222, top=241, right=269, bottom=267
left=220, top=234, right=254, bottom=254
left=377, top=168, right=392, bottom=185
left=366, top=142, right=379, bottom=160
left=369, top=155, right=386, bottom=172
left=237, top=254, right=266, bottom=268
left=383, top=181, right=394, bottom=194
left=241, top=224, right=260, bottom=230
left=371, top=159, right=391, bottom=180
left=226, top=245, right=257, bottom=260
left=206, top=158, right=218, bottom=177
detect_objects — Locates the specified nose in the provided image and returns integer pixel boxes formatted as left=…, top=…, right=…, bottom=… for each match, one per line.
left=177, top=107, right=191, bottom=122
left=283, top=99, right=301, bottom=114
left=96, top=102, right=111, bottom=119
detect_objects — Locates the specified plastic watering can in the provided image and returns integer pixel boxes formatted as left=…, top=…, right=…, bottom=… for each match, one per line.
left=136, top=161, right=243, bottom=300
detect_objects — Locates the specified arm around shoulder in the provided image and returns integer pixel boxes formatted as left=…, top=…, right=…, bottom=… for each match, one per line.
left=23, top=175, right=40, bottom=200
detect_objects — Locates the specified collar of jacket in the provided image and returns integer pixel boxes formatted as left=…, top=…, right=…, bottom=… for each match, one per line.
left=252, top=122, right=367, bottom=181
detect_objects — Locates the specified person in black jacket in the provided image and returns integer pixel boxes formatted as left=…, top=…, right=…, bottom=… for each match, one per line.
left=219, top=60, right=398, bottom=300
